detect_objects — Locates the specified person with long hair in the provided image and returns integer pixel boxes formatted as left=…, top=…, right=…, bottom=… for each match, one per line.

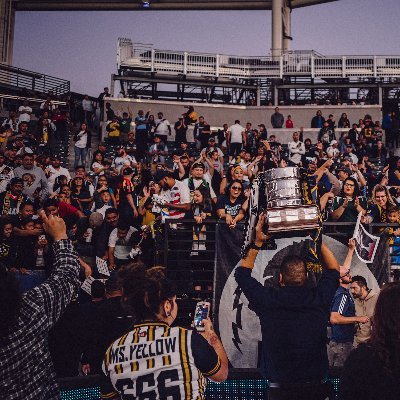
left=100, top=263, right=228, bottom=399
left=219, top=164, right=245, bottom=194
left=216, top=179, right=245, bottom=229
left=364, top=184, right=397, bottom=224
left=190, top=185, right=214, bottom=254
left=70, top=176, right=93, bottom=214
left=338, top=113, right=350, bottom=128
left=91, top=150, right=108, bottom=177
left=331, top=177, right=367, bottom=223
left=73, top=122, right=91, bottom=169
left=340, top=283, right=399, bottom=399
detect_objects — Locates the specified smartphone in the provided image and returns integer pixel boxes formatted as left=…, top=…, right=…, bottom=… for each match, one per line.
left=193, top=301, right=210, bottom=332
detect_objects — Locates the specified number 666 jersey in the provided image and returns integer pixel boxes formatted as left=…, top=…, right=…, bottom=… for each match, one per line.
left=101, top=322, right=221, bottom=400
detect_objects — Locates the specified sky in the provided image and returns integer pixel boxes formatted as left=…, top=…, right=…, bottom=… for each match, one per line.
left=12, top=0, right=400, bottom=96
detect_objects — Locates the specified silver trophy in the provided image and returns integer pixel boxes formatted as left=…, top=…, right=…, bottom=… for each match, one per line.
left=242, top=167, right=320, bottom=256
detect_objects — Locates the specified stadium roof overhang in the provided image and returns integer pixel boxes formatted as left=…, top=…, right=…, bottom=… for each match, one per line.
left=14, top=0, right=338, bottom=11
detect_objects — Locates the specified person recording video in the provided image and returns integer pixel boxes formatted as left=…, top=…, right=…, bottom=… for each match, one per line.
left=101, top=262, right=228, bottom=399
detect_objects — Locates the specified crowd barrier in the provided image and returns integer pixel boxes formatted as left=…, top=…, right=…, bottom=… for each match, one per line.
left=59, top=368, right=342, bottom=400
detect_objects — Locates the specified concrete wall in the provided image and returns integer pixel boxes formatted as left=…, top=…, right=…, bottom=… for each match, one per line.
left=107, top=98, right=382, bottom=128
left=105, top=98, right=382, bottom=143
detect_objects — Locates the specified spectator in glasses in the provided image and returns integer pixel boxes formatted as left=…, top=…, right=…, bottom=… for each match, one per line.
left=216, top=180, right=245, bottom=229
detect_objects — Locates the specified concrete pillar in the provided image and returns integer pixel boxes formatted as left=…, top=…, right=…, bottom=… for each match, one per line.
left=110, top=74, right=115, bottom=97
left=271, top=0, right=283, bottom=59
left=282, top=3, right=292, bottom=52
left=0, top=0, right=15, bottom=64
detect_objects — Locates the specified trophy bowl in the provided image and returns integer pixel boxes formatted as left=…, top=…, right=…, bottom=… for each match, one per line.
left=262, top=167, right=320, bottom=233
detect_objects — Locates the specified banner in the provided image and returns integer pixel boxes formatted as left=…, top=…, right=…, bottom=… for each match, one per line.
left=214, top=225, right=379, bottom=368
left=352, top=213, right=380, bottom=264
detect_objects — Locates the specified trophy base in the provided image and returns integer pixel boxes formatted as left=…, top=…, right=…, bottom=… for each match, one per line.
left=266, top=205, right=320, bottom=233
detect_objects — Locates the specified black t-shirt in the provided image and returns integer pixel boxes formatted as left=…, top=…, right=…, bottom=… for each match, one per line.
left=216, top=195, right=244, bottom=217
left=115, top=177, right=135, bottom=207
left=235, top=267, right=339, bottom=383
left=0, top=237, right=17, bottom=267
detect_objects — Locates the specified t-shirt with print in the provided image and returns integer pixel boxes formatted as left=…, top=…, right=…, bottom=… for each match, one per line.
left=0, top=165, right=14, bottom=193
left=119, top=118, right=132, bottom=134
left=112, top=155, right=136, bottom=174
left=115, top=177, right=135, bottom=207
left=0, top=191, right=26, bottom=215
left=183, top=174, right=216, bottom=200
left=161, top=179, right=190, bottom=219
left=216, top=194, right=244, bottom=218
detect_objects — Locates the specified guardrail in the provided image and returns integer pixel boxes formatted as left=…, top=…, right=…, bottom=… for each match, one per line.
left=58, top=368, right=341, bottom=400
left=0, top=63, right=70, bottom=96
left=117, top=38, right=400, bottom=80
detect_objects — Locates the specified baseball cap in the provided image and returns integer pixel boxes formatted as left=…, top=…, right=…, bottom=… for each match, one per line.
left=208, top=137, right=216, bottom=142
left=192, top=162, right=205, bottom=170
left=330, top=140, right=338, bottom=146
left=336, top=164, right=351, bottom=175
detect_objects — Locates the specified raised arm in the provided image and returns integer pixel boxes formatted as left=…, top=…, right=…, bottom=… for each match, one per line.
left=320, top=240, right=340, bottom=272
left=30, top=211, right=80, bottom=333
left=240, top=213, right=269, bottom=269
left=342, top=238, right=355, bottom=270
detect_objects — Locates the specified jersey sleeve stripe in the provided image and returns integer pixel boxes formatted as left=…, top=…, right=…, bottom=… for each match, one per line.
left=338, top=294, right=347, bottom=314
left=146, top=358, right=155, bottom=369
left=163, top=326, right=171, bottom=337
left=118, top=332, right=129, bottom=346
left=105, top=343, right=113, bottom=369
left=147, top=325, right=155, bottom=341
left=162, top=355, right=171, bottom=366
left=179, top=328, right=192, bottom=399
left=100, top=392, right=119, bottom=399
left=130, top=361, right=139, bottom=371
left=133, top=328, right=139, bottom=343
left=202, top=356, right=221, bottom=377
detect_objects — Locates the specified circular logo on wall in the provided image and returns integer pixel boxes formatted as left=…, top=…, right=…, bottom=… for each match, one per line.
left=218, top=235, right=379, bottom=368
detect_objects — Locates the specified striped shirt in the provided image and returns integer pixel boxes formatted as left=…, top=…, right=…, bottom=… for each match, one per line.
left=101, top=322, right=220, bottom=399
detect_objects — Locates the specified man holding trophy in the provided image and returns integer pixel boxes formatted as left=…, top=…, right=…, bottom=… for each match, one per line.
left=236, top=213, right=340, bottom=399
left=236, top=161, right=340, bottom=399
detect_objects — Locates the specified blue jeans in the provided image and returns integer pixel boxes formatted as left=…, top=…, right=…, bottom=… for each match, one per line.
left=74, top=146, right=88, bottom=168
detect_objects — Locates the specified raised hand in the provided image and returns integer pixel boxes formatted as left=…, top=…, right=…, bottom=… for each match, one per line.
left=40, top=210, right=67, bottom=241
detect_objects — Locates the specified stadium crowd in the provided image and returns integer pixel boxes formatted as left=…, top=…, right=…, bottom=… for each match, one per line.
left=0, top=96, right=399, bottom=399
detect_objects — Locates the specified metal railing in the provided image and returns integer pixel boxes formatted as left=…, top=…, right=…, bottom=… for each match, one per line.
left=0, top=63, right=70, bottom=96
left=58, top=369, right=341, bottom=399
left=117, top=38, right=400, bottom=80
